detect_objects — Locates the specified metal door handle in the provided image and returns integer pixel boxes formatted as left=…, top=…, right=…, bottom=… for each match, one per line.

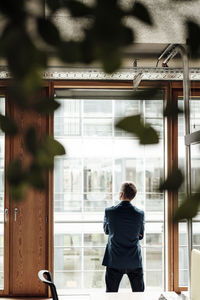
left=4, top=208, right=8, bottom=223
left=14, top=208, right=18, bottom=222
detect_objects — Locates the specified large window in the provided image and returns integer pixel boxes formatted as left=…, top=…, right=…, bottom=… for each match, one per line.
left=0, top=97, right=5, bottom=289
left=53, top=89, right=165, bottom=293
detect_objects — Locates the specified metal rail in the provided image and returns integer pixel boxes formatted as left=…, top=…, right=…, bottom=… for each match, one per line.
left=173, top=45, right=192, bottom=299
left=54, top=220, right=164, bottom=224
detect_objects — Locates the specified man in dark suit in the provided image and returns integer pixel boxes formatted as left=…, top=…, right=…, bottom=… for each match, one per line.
left=102, top=181, right=145, bottom=292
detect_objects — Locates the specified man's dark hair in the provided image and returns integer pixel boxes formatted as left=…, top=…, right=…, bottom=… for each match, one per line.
left=120, top=181, right=137, bottom=200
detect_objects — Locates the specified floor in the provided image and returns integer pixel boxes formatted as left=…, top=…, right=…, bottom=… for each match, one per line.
left=0, top=292, right=186, bottom=300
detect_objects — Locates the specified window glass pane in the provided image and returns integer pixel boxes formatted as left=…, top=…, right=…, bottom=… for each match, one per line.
left=146, top=271, right=162, bottom=288
left=179, top=223, right=188, bottom=287
left=54, top=100, right=81, bottom=136
left=83, top=118, right=112, bottom=136
left=191, top=144, right=200, bottom=194
left=54, top=93, right=165, bottom=293
left=84, top=248, right=105, bottom=270
left=114, top=158, right=144, bottom=194
left=54, top=158, right=82, bottom=212
left=84, top=233, right=107, bottom=246
left=83, top=100, right=112, bottom=136
left=84, top=100, right=112, bottom=117
left=146, top=247, right=162, bottom=270
left=54, top=247, right=81, bottom=271
left=54, top=272, right=81, bottom=290
left=193, top=223, right=200, bottom=247
left=190, top=98, right=200, bottom=133
left=84, top=271, right=104, bottom=288
left=115, top=100, right=140, bottom=117
left=0, top=97, right=5, bottom=290
left=84, top=159, right=112, bottom=212
left=146, top=233, right=162, bottom=246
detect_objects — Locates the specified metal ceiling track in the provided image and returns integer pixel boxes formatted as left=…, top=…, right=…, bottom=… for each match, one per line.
left=1, top=66, right=200, bottom=80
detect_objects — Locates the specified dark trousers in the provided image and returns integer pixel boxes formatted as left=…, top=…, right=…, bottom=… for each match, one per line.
left=105, top=267, right=144, bottom=292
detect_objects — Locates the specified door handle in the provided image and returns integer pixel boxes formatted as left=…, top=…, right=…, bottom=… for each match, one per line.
left=14, top=208, right=18, bottom=222
left=4, top=208, right=8, bottom=223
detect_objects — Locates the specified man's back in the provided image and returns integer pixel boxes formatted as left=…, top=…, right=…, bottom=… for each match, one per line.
left=102, top=201, right=144, bottom=269
left=102, top=181, right=145, bottom=293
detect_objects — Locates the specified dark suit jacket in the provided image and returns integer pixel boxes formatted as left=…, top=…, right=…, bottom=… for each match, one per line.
left=102, top=201, right=144, bottom=269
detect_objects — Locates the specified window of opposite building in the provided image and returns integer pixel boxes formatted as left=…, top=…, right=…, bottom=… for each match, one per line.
left=53, top=89, right=165, bottom=293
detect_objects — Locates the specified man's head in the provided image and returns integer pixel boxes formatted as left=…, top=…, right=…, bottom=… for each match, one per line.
left=120, top=181, right=137, bottom=201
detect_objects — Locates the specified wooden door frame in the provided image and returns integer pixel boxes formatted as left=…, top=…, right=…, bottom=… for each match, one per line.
left=0, top=82, right=51, bottom=296
left=48, top=81, right=55, bottom=297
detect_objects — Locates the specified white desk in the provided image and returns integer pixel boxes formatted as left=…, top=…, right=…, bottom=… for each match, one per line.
left=90, top=292, right=183, bottom=300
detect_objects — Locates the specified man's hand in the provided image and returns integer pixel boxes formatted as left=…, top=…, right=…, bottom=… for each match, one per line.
left=139, top=233, right=143, bottom=240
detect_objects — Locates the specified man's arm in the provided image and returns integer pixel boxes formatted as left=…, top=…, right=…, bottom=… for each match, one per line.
left=139, top=212, right=145, bottom=240
left=103, top=210, right=109, bottom=235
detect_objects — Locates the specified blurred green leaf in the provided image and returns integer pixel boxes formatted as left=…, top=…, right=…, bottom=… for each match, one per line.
left=33, top=97, right=60, bottom=114
left=93, top=18, right=122, bottom=46
left=8, top=83, right=28, bottom=107
left=159, top=168, right=184, bottom=191
left=0, top=114, right=18, bottom=135
left=0, top=0, right=25, bottom=18
left=45, top=136, right=66, bottom=156
left=1, top=25, right=40, bottom=79
left=63, top=0, right=93, bottom=17
left=22, top=70, right=44, bottom=96
left=116, top=114, right=159, bottom=144
left=46, top=0, right=62, bottom=11
left=174, top=193, right=200, bottom=221
left=119, top=26, right=134, bottom=46
left=94, top=0, right=123, bottom=22
left=58, top=41, right=81, bottom=63
left=79, top=37, right=95, bottom=64
left=6, top=159, right=25, bottom=185
left=130, top=2, right=153, bottom=25
left=101, top=51, right=121, bottom=73
left=139, top=126, right=159, bottom=144
left=8, top=74, right=44, bottom=108
left=9, top=183, right=28, bottom=201
left=187, top=20, right=200, bottom=57
left=36, top=136, right=66, bottom=168
left=36, top=149, right=54, bottom=169
left=27, top=164, right=45, bottom=189
left=25, top=127, right=38, bottom=155
left=164, top=102, right=183, bottom=118
left=37, top=17, right=60, bottom=46
left=130, top=89, right=163, bottom=100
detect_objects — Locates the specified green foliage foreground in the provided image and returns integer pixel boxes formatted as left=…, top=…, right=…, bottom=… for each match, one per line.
left=0, top=0, right=200, bottom=221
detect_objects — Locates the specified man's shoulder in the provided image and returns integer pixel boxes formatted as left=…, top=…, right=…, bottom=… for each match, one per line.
left=105, top=204, right=120, bottom=212
left=133, top=206, right=144, bottom=216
